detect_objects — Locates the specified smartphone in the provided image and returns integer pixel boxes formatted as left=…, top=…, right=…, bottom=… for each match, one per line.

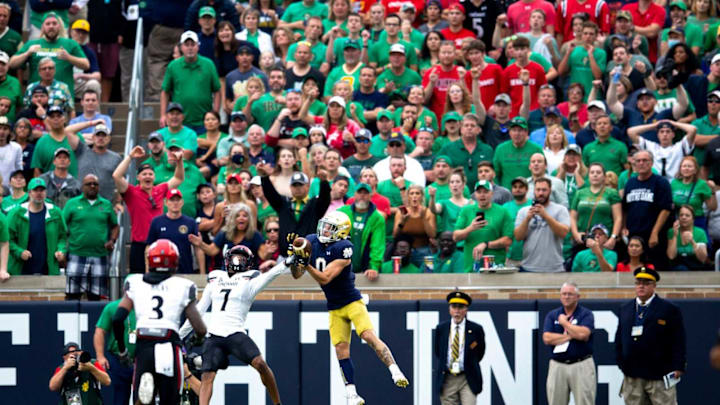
left=400, top=206, right=408, bottom=215
left=532, top=199, right=538, bottom=206
left=476, top=211, right=485, bottom=221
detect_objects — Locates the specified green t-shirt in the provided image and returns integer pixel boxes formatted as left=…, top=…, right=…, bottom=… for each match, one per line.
left=380, top=259, right=420, bottom=273
left=0, top=28, right=22, bottom=58
left=324, top=63, right=364, bottom=97
left=140, top=153, right=169, bottom=172
left=1, top=193, right=27, bottom=214
left=257, top=202, right=277, bottom=228
left=158, top=126, right=198, bottom=156
left=670, top=178, right=713, bottom=217
left=493, top=140, right=543, bottom=189
left=393, top=106, right=439, bottom=133
left=18, top=37, right=86, bottom=95
left=655, top=88, right=695, bottom=118
left=281, top=1, right=329, bottom=32
left=436, top=198, right=473, bottom=234
left=661, top=24, right=703, bottom=50
left=691, top=115, right=720, bottom=165
left=309, top=99, right=327, bottom=116
left=287, top=40, right=328, bottom=70
left=426, top=250, right=465, bottom=273
left=251, top=91, right=286, bottom=131
left=0, top=211, right=8, bottom=243
left=509, top=52, right=552, bottom=73
left=153, top=162, right=205, bottom=218
left=502, top=199, right=532, bottom=261
left=162, top=56, right=221, bottom=127
left=570, top=187, right=621, bottom=234
left=568, top=46, right=607, bottom=101
left=668, top=226, right=708, bottom=263
left=63, top=195, right=118, bottom=257
left=439, top=139, right=494, bottom=188
left=96, top=299, right=136, bottom=358
left=30, top=133, right=82, bottom=176
left=369, top=39, right=418, bottom=69
left=581, top=137, right=628, bottom=175
left=377, top=67, right=422, bottom=92
left=572, top=248, right=617, bottom=272
left=308, top=176, right=356, bottom=198
left=455, top=203, right=514, bottom=271
left=424, top=182, right=471, bottom=204
left=369, top=134, right=415, bottom=158
left=0, top=75, right=21, bottom=121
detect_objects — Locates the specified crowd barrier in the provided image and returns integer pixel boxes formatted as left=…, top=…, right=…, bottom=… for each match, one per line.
left=0, top=299, right=718, bottom=404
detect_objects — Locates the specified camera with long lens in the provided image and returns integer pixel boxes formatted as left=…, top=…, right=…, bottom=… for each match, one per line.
left=71, top=351, right=91, bottom=370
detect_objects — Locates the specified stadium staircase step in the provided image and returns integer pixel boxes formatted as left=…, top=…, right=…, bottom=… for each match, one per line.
left=100, top=102, right=161, bottom=154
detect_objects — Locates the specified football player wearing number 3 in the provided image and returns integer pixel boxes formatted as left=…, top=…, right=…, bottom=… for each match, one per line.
left=293, top=211, right=409, bottom=405
left=111, top=239, right=207, bottom=405
left=178, top=245, right=305, bottom=405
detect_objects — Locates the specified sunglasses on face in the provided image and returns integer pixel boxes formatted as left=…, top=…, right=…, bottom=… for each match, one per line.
left=266, top=228, right=279, bottom=233
left=83, top=182, right=99, bottom=187
left=357, top=138, right=370, bottom=144
left=388, top=142, right=402, bottom=147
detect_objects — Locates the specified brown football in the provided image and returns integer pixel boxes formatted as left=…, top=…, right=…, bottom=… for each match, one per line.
left=292, top=237, right=312, bottom=256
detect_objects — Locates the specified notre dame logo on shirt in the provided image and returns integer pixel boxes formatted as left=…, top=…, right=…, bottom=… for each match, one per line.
left=178, top=225, right=189, bottom=234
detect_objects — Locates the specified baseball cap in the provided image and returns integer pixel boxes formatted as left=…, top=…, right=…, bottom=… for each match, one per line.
left=9, top=169, right=23, bottom=179
left=199, top=6, right=216, bottom=18
left=494, top=93, right=511, bottom=105
left=31, top=84, right=48, bottom=95
left=71, top=19, right=90, bottom=32
left=48, top=105, right=64, bottom=115
left=43, top=11, right=60, bottom=23
left=166, top=188, right=183, bottom=199
left=237, top=42, right=256, bottom=55
left=54, top=147, right=70, bottom=158
left=355, top=183, right=372, bottom=193
left=566, top=144, right=582, bottom=155
left=0, top=51, right=9, bottom=64
left=509, top=116, right=528, bottom=130
left=616, top=10, right=633, bottom=21
left=328, top=96, right=346, bottom=109
left=249, top=176, right=262, bottom=186
left=62, top=342, right=80, bottom=355
left=657, top=121, right=674, bottom=131
left=226, top=173, right=242, bottom=184
left=28, top=177, right=46, bottom=190
left=180, top=30, right=199, bottom=44
left=377, top=110, right=393, bottom=121
left=511, top=176, right=528, bottom=186
left=290, top=171, right=309, bottom=185
left=442, top=111, right=462, bottom=126
left=137, top=163, right=154, bottom=173
left=147, top=131, right=163, bottom=142
left=709, top=90, right=720, bottom=100
left=427, top=0, right=442, bottom=9
left=401, top=2, right=416, bottom=11
left=166, top=139, right=184, bottom=150
left=292, top=127, right=308, bottom=138
left=0, top=116, right=10, bottom=127
left=166, top=102, right=183, bottom=113
left=590, top=223, right=609, bottom=235
left=390, top=43, right=406, bottom=55
left=343, top=40, right=361, bottom=51
left=668, top=25, right=684, bottom=36
left=669, top=0, right=687, bottom=10
left=433, top=155, right=452, bottom=165
left=447, top=3, right=465, bottom=13
left=475, top=179, right=493, bottom=191
left=713, top=54, right=720, bottom=65
left=355, top=128, right=372, bottom=140
left=587, top=100, right=606, bottom=112
left=636, top=88, right=656, bottom=99
left=196, top=182, right=214, bottom=193
left=309, top=125, right=327, bottom=136
left=230, top=110, right=246, bottom=121
left=93, top=124, right=109, bottom=135
left=388, top=131, right=405, bottom=144
left=544, top=106, right=561, bottom=117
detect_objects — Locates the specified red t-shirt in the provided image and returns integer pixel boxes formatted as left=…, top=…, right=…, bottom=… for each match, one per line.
left=422, top=65, right=462, bottom=123
left=313, top=116, right=360, bottom=158
left=557, top=102, right=589, bottom=127
left=622, top=2, right=666, bottom=63
left=501, top=61, right=547, bottom=117
left=440, top=27, right=477, bottom=49
left=555, top=0, right=611, bottom=42
left=507, top=0, right=556, bottom=33
left=616, top=262, right=655, bottom=272
left=381, top=0, right=425, bottom=16
left=347, top=193, right=391, bottom=217
left=464, top=63, right=503, bottom=111
left=123, top=182, right=169, bottom=242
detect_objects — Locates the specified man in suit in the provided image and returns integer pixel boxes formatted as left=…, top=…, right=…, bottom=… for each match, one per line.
left=615, top=267, right=686, bottom=405
left=434, top=291, right=485, bottom=405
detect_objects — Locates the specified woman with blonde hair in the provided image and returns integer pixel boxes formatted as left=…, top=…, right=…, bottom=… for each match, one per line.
left=232, top=76, right=266, bottom=120
left=271, top=26, right=293, bottom=64
left=212, top=171, right=257, bottom=234
left=332, top=80, right=366, bottom=126
left=190, top=203, right=266, bottom=270
left=671, top=155, right=716, bottom=233
left=688, top=0, right=718, bottom=36
left=309, top=96, right=360, bottom=158
left=543, top=124, right=569, bottom=175
left=393, top=184, right=436, bottom=266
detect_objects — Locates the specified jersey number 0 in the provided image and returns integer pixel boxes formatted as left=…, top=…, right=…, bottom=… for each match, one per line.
left=315, top=257, right=327, bottom=272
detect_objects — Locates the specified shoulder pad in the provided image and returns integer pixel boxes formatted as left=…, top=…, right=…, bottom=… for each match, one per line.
left=241, top=270, right=261, bottom=280
left=207, top=270, right=227, bottom=284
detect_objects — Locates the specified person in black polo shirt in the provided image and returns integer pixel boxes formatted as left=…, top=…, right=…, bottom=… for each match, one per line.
left=542, top=282, right=595, bottom=405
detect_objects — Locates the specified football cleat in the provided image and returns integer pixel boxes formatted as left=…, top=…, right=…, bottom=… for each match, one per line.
left=347, top=393, right=365, bottom=405
left=392, top=370, right=409, bottom=388
left=138, top=372, right=155, bottom=404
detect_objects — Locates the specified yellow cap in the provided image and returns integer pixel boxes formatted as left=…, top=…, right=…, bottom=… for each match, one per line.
left=71, top=19, right=90, bottom=32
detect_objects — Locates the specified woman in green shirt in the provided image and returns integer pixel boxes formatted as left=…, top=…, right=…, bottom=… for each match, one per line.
left=671, top=156, right=716, bottom=232
left=428, top=171, right=472, bottom=235
left=321, top=0, right=350, bottom=41
left=667, top=205, right=710, bottom=270
left=570, top=163, right=622, bottom=249
left=395, top=85, right=439, bottom=133
left=688, top=0, right=719, bottom=37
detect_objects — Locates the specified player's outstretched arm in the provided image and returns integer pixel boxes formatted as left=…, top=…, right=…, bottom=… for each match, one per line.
left=246, top=261, right=292, bottom=298
left=305, top=258, right=350, bottom=286
left=180, top=284, right=213, bottom=339
left=184, top=302, right=207, bottom=337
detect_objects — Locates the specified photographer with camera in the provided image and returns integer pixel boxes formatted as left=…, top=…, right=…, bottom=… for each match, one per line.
left=572, top=224, right=618, bottom=272
left=49, top=342, right=110, bottom=405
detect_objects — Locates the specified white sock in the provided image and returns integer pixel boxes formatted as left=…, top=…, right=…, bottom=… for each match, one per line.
left=388, top=363, right=401, bottom=375
left=345, top=384, right=357, bottom=396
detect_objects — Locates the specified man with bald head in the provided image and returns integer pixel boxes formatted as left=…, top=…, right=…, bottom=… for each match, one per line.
left=62, top=173, right=119, bottom=300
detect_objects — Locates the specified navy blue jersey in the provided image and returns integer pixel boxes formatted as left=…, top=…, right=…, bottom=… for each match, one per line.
left=306, top=234, right=362, bottom=310
left=146, top=214, right=198, bottom=274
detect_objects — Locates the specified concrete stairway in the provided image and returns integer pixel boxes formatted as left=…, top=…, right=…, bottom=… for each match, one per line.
left=100, top=102, right=162, bottom=154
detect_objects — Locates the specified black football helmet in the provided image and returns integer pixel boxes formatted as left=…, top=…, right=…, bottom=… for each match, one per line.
left=224, top=245, right=254, bottom=275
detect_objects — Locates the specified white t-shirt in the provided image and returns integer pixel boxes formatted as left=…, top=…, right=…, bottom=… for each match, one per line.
left=0, top=141, right=22, bottom=186
left=636, top=136, right=693, bottom=181
left=372, top=154, right=427, bottom=187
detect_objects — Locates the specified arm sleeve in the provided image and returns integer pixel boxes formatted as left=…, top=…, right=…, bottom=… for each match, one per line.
left=179, top=283, right=212, bottom=339
left=245, top=262, right=291, bottom=299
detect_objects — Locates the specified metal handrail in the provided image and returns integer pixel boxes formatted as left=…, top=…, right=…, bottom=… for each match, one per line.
left=109, top=18, right=145, bottom=299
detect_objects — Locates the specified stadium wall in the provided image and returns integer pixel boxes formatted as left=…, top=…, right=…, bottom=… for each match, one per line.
left=0, top=300, right=718, bottom=405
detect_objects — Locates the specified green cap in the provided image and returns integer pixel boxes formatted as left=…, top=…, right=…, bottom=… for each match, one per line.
left=28, top=177, right=47, bottom=190
left=441, top=111, right=462, bottom=132
left=43, top=11, right=60, bottom=22
left=669, top=0, right=687, bottom=10
left=292, top=127, right=308, bottom=138
left=355, top=183, right=372, bottom=193
left=199, top=6, right=216, bottom=17
left=167, top=138, right=184, bottom=150
left=509, top=116, right=528, bottom=130
left=377, top=109, right=394, bottom=121
left=433, top=155, right=452, bottom=165
left=344, top=40, right=361, bottom=50
left=474, top=179, right=493, bottom=191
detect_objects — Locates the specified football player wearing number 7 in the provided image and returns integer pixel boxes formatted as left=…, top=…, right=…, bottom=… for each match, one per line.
left=292, top=210, right=409, bottom=405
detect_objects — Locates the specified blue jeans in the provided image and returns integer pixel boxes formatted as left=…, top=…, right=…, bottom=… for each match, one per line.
left=108, top=352, right=134, bottom=405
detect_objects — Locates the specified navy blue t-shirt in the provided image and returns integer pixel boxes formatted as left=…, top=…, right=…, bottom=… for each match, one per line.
left=307, top=233, right=362, bottom=310
left=198, top=31, right=216, bottom=62
left=212, top=230, right=264, bottom=270
left=146, top=214, right=199, bottom=274
left=619, top=108, right=674, bottom=143
left=575, top=125, right=628, bottom=149
left=542, top=305, right=594, bottom=362
left=352, top=90, right=389, bottom=112
left=623, top=174, right=673, bottom=236
left=24, top=208, right=47, bottom=275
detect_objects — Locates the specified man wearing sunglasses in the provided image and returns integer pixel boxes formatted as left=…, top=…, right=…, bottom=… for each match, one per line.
left=695, top=90, right=720, bottom=177
left=62, top=174, right=119, bottom=300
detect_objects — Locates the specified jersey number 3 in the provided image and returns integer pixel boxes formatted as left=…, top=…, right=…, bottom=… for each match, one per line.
left=151, top=296, right=164, bottom=319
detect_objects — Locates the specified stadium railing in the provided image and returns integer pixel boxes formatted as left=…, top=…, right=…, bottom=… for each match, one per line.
left=109, top=18, right=144, bottom=300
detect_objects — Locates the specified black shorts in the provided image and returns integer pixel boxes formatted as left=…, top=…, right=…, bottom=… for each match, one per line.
left=133, top=338, right=183, bottom=405
left=201, top=332, right=262, bottom=372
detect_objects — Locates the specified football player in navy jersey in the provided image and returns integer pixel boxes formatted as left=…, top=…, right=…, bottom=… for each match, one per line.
left=293, top=211, right=409, bottom=405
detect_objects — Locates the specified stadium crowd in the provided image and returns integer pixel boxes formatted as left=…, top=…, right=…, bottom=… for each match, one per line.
left=0, top=0, right=719, bottom=299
